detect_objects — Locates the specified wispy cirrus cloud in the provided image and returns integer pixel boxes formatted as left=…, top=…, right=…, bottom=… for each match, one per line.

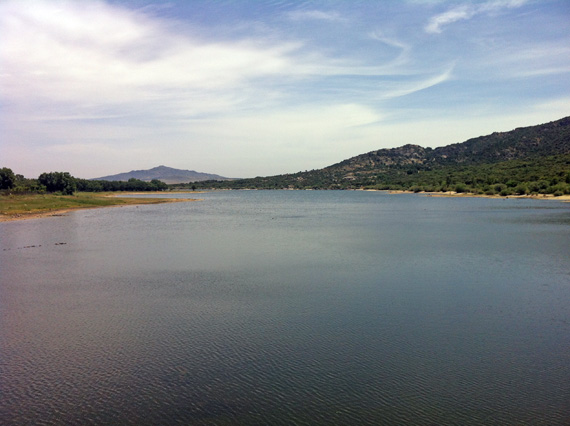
left=383, top=64, right=455, bottom=98
left=368, top=32, right=412, bottom=69
left=488, top=44, right=570, bottom=78
left=425, top=5, right=474, bottom=34
left=425, top=0, right=528, bottom=33
left=286, top=10, right=345, bottom=22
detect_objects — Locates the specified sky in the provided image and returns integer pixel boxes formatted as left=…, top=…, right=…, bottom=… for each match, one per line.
left=1, top=0, right=569, bottom=179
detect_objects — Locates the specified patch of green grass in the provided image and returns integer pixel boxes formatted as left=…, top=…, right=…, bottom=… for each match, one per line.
left=0, top=192, right=192, bottom=218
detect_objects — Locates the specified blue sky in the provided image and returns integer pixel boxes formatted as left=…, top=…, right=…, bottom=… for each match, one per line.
left=1, top=0, right=569, bottom=179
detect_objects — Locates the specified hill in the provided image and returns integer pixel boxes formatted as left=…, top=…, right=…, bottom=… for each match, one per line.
left=93, top=165, right=233, bottom=184
left=187, top=116, right=570, bottom=195
left=328, top=115, right=570, bottom=172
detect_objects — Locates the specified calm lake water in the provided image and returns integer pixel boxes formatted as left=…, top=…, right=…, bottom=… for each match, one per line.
left=1, top=191, right=569, bottom=425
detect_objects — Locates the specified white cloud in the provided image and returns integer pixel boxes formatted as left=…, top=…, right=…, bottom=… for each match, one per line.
left=286, top=10, right=345, bottom=22
left=383, top=65, right=454, bottom=98
left=0, top=0, right=299, bottom=119
left=425, top=0, right=528, bottom=33
left=425, top=5, right=474, bottom=34
left=0, top=0, right=455, bottom=125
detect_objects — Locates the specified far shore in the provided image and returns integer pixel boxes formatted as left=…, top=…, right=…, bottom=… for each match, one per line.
left=385, top=189, right=570, bottom=202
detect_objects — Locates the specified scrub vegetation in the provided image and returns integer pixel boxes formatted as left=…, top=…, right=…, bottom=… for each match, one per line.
left=185, top=116, right=570, bottom=195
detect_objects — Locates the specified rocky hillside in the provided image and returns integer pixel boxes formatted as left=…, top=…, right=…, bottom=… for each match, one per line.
left=331, top=116, right=570, bottom=173
left=189, top=116, right=570, bottom=195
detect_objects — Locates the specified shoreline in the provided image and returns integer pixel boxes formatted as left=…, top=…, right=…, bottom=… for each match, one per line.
left=386, top=189, right=570, bottom=202
left=0, top=194, right=199, bottom=223
left=2, top=189, right=568, bottom=223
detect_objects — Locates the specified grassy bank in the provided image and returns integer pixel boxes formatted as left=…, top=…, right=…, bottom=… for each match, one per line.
left=0, top=192, right=197, bottom=221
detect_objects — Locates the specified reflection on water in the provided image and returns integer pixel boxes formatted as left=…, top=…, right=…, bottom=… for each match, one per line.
left=1, top=191, right=569, bottom=425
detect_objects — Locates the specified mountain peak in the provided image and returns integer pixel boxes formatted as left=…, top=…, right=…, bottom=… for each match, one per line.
left=93, top=166, right=233, bottom=184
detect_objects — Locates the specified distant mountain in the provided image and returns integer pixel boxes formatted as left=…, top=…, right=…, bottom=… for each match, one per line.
left=191, top=116, right=570, bottom=195
left=93, top=165, right=233, bottom=184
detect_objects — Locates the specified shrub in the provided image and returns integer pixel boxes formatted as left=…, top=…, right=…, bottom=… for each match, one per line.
left=455, top=183, right=466, bottom=193
left=514, top=184, right=528, bottom=195
left=537, top=180, right=549, bottom=190
left=546, top=183, right=568, bottom=194
left=528, top=182, right=540, bottom=193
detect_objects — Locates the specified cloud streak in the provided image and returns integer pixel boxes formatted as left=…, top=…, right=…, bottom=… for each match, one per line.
left=286, top=10, right=345, bottom=22
left=383, top=65, right=455, bottom=98
left=425, top=0, right=528, bottom=33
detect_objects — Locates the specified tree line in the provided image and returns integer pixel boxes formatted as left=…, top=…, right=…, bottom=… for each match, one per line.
left=0, top=168, right=168, bottom=195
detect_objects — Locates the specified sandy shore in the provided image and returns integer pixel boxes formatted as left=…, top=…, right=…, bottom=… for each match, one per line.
left=388, top=190, right=570, bottom=202
left=0, top=196, right=199, bottom=222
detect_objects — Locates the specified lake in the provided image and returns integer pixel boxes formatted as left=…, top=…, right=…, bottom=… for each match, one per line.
left=1, top=190, right=569, bottom=425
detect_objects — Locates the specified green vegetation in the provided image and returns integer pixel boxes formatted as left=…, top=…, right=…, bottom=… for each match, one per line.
left=0, top=192, right=191, bottom=219
left=38, top=171, right=77, bottom=195
left=0, top=167, right=16, bottom=190
left=0, top=167, right=168, bottom=195
left=181, top=154, right=570, bottom=196
left=182, top=117, right=570, bottom=196
left=0, top=167, right=172, bottom=219
left=75, top=177, right=168, bottom=192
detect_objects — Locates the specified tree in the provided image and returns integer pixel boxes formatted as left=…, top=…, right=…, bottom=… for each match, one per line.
left=38, top=172, right=77, bottom=195
left=150, top=179, right=168, bottom=191
left=0, top=167, right=16, bottom=190
left=125, top=178, right=147, bottom=191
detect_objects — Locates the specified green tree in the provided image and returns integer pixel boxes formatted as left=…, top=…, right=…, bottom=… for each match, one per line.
left=38, top=172, right=77, bottom=195
left=150, top=179, right=168, bottom=191
left=0, top=167, right=16, bottom=190
left=125, top=178, right=146, bottom=191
